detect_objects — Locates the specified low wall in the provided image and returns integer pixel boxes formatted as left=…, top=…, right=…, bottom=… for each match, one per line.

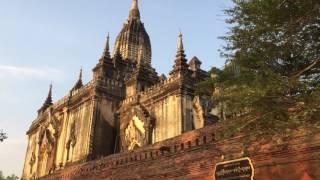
left=41, top=124, right=320, bottom=180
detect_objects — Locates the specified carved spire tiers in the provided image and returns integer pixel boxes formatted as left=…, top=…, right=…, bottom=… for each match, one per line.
left=112, top=0, right=152, bottom=66
left=170, top=32, right=189, bottom=75
left=45, top=84, right=53, bottom=106
left=38, top=84, right=53, bottom=114
left=93, top=33, right=116, bottom=80
left=101, top=33, right=111, bottom=60
left=72, top=68, right=83, bottom=91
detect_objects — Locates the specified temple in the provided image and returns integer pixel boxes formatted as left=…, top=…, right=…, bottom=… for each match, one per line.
left=21, top=0, right=216, bottom=179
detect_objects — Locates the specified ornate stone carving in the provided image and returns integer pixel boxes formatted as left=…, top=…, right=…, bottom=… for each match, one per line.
left=39, top=129, right=55, bottom=154
left=66, top=121, right=77, bottom=161
left=193, top=96, right=205, bottom=129
left=36, top=109, right=61, bottom=156
left=121, top=105, right=154, bottom=151
left=48, top=108, right=61, bottom=137
left=29, top=151, right=36, bottom=174
left=193, top=96, right=215, bottom=128
left=66, top=121, right=76, bottom=149
left=125, top=115, right=145, bottom=150
left=35, top=123, right=57, bottom=177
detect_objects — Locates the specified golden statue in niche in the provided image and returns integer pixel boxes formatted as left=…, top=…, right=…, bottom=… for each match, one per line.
left=125, top=115, right=145, bottom=150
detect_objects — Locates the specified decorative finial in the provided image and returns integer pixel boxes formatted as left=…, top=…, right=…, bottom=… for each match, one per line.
left=131, top=0, right=138, bottom=10
left=129, top=0, right=140, bottom=19
left=38, top=83, right=53, bottom=114
left=102, top=33, right=111, bottom=59
left=44, top=83, right=53, bottom=106
left=72, top=68, right=83, bottom=91
left=177, top=31, right=184, bottom=51
left=47, top=83, right=53, bottom=103
left=170, top=31, right=188, bottom=75
left=79, top=67, right=83, bottom=80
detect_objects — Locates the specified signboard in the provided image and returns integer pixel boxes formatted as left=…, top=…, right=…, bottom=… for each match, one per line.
left=214, top=157, right=254, bottom=180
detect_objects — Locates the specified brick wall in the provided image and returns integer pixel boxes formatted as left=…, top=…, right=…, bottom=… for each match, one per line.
left=40, top=124, right=320, bottom=180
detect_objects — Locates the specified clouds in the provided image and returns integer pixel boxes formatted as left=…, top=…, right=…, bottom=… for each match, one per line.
left=0, top=64, right=64, bottom=81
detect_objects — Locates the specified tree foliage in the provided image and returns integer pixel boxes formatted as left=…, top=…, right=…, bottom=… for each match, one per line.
left=202, top=0, right=320, bottom=133
left=0, top=130, right=7, bottom=142
left=195, top=67, right=217, bottom=95
left=0, top=171, right=19, bottom=180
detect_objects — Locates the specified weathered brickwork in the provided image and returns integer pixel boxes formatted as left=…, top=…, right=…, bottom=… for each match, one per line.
left=40, top=124, right=320, bottom=180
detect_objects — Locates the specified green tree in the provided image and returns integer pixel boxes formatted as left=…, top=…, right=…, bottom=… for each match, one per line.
left=0, top=171, right=4, bottom=180
left=0, top=130, right=7, bottom=142
left=5, top=174, right=19, bottom=180
left=205, top=0, right=320, bottom=133
left=0, top=171, right=19, bottom=180
left=195, top=67, right=218, bottom=95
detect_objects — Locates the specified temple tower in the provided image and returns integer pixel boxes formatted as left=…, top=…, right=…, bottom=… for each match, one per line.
left=113, top=0, right=152, bottom=65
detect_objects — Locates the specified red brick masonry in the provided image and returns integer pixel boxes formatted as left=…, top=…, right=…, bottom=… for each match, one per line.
left=41, top=124, right=320, bottom=180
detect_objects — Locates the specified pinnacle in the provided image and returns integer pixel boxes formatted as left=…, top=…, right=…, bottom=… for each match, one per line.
left=79, top=67, right=83, bottom=81
left=129, top=0, right=140, bottom=19
left=102, top=33, right=111, bottom=59
left=170, top=32, right=189, bottom=75
left=38, top=83, right=53, bottom=114
left=176, top=31, right=186, bottom=59
left=131, top=0, right=138, bottom=10
left=45, top=83, right=53, bottom=105
left=177, top=31, right=184, bottom=51
left=72, top=68, right=83, bottom=91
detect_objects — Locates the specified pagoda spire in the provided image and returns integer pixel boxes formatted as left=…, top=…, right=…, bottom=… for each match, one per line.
left=45, top=83, right=53, bottom=105
left=170, top=32, right=189, bottom=75
left=131, top=0, right=138, bottom=9
left=79, top=68, right=83, bottom=81
left=38, top=83, right=53, bottom=114
left=129, top=0, right=140, bottom=19
left=177, top=31, right=184, bottom=52
left=101, top=33, right=111, bottom=59
left=175, top=32, right=187, bottom=60
left=72, top=68, right=83, bottom=91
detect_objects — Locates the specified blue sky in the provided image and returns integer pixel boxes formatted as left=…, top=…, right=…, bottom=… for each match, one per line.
left=0, top=0, right=233, bottom=176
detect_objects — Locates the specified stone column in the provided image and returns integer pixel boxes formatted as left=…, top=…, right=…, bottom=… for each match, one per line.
left=86, top=95, right=99, bottom=160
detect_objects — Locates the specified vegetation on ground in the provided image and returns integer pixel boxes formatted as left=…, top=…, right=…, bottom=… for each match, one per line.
left=0, top=171, right=19, bottom=180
